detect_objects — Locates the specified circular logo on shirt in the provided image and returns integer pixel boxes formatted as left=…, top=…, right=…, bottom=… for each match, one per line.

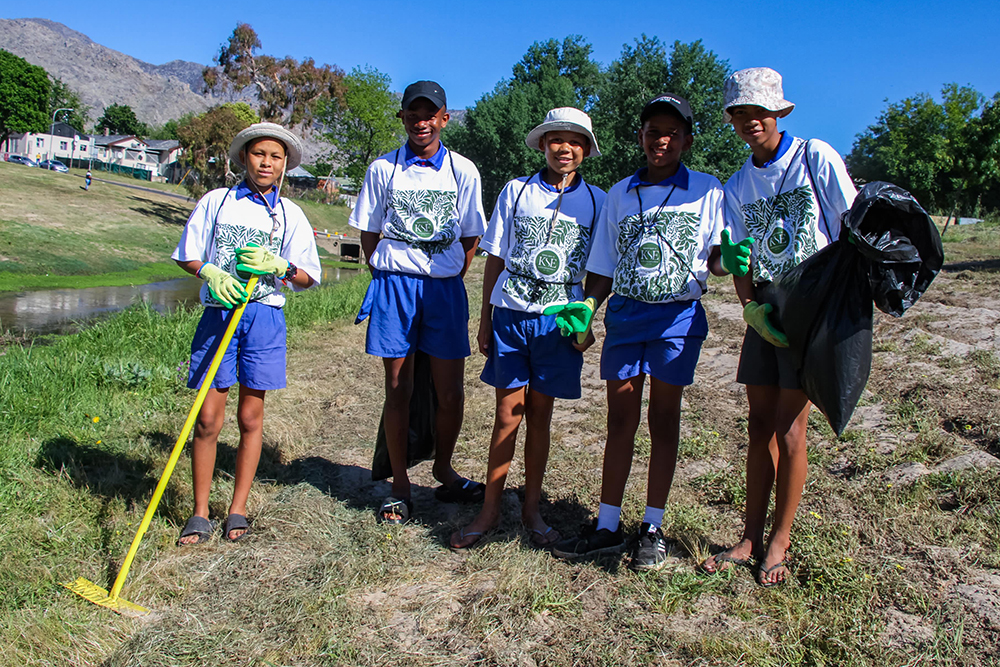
left=767, top=228, right=791, bottom=254
left=638, top=242, right=662, bottom=269
left=534, top=249, right=561, bottom=276
left=412, top=217, right=435, bottom=239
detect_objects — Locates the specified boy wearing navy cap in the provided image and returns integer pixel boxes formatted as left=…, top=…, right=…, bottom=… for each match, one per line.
left=351, top=80, right=487, bottom=524
left=551, top=94, right=727, bottom=571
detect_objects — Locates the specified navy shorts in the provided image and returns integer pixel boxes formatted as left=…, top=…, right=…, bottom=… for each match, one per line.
left=480, top=307, right=584, bottom=399
left=356, top=268, right=471, bottom=359
left=188, top=302, right=287, bottom=391
left=600, top=295, right=707, bottom=386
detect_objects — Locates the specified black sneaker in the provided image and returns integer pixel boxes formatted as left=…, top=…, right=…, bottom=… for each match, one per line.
left=630, top=523, right=671, bottom=572
left=551, top=520, right=624, bottom=559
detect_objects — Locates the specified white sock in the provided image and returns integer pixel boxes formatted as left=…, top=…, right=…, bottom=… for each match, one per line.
left=642, top=506, right=665, bottom=529
left=595, top=503, right=621, bottom=533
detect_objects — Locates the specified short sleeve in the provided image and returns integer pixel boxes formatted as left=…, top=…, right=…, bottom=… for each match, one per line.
left=808, top=140, right=857, bottom=241
left=478, top=180, right=516, bottom=259
left=171, top=192, right=217, bottom=262
left=723, top=176, right=751, bottom=245
left=456, top=159, right=487, bottom=238
left=349, top=161, right=387, bottom=233
left=707, top=180, right=725, bottom=248
left=585, top=186, right=619, bottom=278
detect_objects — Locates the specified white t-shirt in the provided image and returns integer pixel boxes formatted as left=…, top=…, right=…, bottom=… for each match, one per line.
left=724, top=136, right=857, bottom=283
left=349, top=145, right=486, bottom=278
left=480, top=171, right=606, bottom=314
left=587, top=165, right=725, bottom=304
left=172, top=186, right=322, bottom=308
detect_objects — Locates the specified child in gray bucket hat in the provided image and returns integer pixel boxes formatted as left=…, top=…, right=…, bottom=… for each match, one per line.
left=703, top=67, right=857, bottom=586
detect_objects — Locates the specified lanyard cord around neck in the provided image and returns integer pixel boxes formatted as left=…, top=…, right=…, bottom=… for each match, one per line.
left=634, top=182, right=706, bottom=295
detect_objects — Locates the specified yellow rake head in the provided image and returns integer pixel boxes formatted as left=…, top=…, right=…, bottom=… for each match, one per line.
left=63, top=577, right=149, bottom=617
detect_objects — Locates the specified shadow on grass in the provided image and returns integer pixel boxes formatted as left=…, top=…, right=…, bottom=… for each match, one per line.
left=127, top=196, right=190, bottom=226
left=943, top=258, right=1000, bottom=273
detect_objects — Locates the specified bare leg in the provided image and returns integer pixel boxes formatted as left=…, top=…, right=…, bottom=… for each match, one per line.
left=429, top=355, right=467, bottom=488
left=703, top=384, right=780, bottom=572
left=521, top=387, right=555, bottom=537
left=450, top=386, right=524, bottom=548
left=599, top=376, right=645, bottom=508
left=226, top=385, right=266, bottom=540
left=758, top=388, right=810, bottom=586
left=178, top=387, right=228, bottom=545
left=383, top=355, right=415, bottom=501
left=645, top=378, right=684, bottom=512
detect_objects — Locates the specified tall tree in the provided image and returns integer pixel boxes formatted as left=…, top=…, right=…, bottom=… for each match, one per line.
left=315, top=65, right=405, bottom=190
left=177, top=104, right=260, bottom=198
left=48, top=77, right=88, bottom=134
left=958, top=93, right=1000, bottom=213
left=0, top=49, right=50, bottom=150
left=203, top=23, right=344, bottom=128
left=96, top=103, right=147, bottom=137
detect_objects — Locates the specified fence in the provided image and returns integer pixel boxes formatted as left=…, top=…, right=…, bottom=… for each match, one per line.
left=65, top=158, right=152, bottom=182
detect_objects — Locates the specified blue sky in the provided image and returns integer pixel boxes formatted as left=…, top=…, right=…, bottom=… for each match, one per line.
left=4, top=0, right=999, bottom=154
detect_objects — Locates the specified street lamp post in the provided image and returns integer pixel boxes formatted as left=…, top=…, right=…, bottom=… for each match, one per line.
left=49, top=108, right=74, bottom=165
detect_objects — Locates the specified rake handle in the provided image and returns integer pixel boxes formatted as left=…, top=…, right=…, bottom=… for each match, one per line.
left=108, top=276, right=259, bottom=601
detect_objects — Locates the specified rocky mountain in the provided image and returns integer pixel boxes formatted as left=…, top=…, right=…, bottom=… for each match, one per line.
left=0, top=17, right=212, bottom=127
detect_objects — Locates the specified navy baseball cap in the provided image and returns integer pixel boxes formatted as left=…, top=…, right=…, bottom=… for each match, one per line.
left=640, top=93, right=694, bottom=131
left=401, top=81, right=447, bottom=110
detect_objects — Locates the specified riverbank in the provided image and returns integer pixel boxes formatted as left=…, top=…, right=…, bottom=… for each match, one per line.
left=2, top=221, right=999, bottom=665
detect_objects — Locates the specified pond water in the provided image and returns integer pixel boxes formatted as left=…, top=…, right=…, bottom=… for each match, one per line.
left=0, top=265, right=360, bottom=336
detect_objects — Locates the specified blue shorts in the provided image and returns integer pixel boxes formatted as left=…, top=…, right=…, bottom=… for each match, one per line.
left=356, top=269, right=471, bottom=359
left=188, top=302, right=287, bottom=391
left=480, top=307, right=584, bottom=399
left=600, top=295, right=707, bottom=385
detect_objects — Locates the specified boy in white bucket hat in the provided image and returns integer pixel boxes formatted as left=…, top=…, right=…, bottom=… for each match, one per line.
left=172, top=121, right=322, bottom=545
left=702, top=67, right=856, bottom=586
left=449, top=107, right=606, bottom=549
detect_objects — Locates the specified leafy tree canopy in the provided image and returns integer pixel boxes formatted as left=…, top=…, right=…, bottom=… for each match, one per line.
left=0, top=49, right=50, bottom=149
left=48, top=77, right=88, bottom=133
left=96, top=103, right=147, bottom=137
left=177, top=105, right=254, bottom=198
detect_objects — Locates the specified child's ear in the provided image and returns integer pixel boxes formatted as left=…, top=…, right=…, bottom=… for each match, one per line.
left=440, top=111, right=450, bottom=129
left=538, top=137, right=546, bottom=151
left=396, top=110, right=404, bottom=120
left=683, top=133, right=694, bottom=152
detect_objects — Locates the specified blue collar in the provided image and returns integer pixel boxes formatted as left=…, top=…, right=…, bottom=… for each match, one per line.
left=536, top=169, right=583, bottom=194
left=235, top=180, right=278, bottom=208
left=403, top=142, right=446, bottom=170
left=761, top=131, right=794, bottom=168
left=626, top=163, right=690, bottom=192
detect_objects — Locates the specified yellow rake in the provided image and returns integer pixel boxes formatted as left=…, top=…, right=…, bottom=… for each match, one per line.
left=64, top=276, right=259, bottom=615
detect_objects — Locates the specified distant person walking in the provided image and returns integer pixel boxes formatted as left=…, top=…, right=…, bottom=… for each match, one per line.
left=85, top=170, right=92, bottom=191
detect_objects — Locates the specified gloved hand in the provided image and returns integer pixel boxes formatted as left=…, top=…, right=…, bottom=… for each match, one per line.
left=199, top=262, right=248, bottom=309
left=720, top=229, right=753, bottom=277
left=743, top=301, right=788, bottom=348
left=235, top=243, right=288, bottom=276
left=543, top=297, right=596, bottom=344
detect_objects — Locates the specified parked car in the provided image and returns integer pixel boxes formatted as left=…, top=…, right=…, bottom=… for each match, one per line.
left=38, top=159, right=69, bottom=173
left=5, top=154, right=37, bottom=167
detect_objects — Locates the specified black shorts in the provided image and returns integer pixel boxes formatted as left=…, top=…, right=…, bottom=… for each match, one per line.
left=735, top=281, right=800, bottom=390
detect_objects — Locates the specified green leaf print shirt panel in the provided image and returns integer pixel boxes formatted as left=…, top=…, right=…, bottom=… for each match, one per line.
left=210, top=223, right=280, bottom=306
left=613, top=209, right=701, bottom=303
left=742, top=185, right=819, bottom=283
left=383, top=189, right=459, bottom=256
left=502, top=214, right=592, bottom=307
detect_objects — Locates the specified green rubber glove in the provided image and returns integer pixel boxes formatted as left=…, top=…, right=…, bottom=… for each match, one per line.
left=199, top=262, right=248, bottom=309
left=543, top=297, right=596, bottom=343
left=235, top=243, right=289, bottom=276
left=720, top=229, right=753, bottom=277
left=743, top=301, right=788, bottom=348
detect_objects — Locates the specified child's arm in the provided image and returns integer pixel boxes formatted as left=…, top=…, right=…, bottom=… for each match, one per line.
left=361, top=231, right=381, bottom=273
left=708, top=246, right=726, bottom=276
left=459, top=236, right=478, bottom=278
left=478, top=254, right=504, bottom=355
left=733, top=273, right=754, bottom=306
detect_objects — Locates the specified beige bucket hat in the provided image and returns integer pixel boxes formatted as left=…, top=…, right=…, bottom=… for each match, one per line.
left=722, top=67, right=795, bottom=123
left=525, top=107, right=601, bottom=157
left=229, top=122, right=304, bottom=169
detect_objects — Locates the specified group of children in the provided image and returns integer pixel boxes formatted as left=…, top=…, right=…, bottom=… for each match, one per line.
left=172, top=67, right=857, bottom=586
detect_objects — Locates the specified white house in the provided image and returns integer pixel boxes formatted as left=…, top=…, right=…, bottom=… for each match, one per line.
left=2, top=122, right=94, bottom=164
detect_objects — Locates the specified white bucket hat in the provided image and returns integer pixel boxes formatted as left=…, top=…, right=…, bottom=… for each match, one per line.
left=722, top=67, right=795, bottom=123
left=229, top=122, right=304, bottom=170
left=525, top=107, right=601, bottom=157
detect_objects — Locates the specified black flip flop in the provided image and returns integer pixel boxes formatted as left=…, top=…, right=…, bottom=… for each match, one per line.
left=222, top=513, right=251, bottom=542
left=177, top=516, right=216, bottom=546
left=378, top=496, right=413, bottom=525
left=433, top=478, right=486, bottom=504
left=757, top=561, right=789, bottom=588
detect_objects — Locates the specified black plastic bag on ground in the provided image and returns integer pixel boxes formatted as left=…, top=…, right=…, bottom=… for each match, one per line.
left=768, top=182, right=943, bottom=435
left=371, top=351, right=438, bottom=481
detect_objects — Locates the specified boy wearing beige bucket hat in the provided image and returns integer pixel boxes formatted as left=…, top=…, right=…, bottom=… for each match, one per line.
left=702, top=67, right=856, bottom=586
left=449, top=107, right=606, bottom=550
left=172, top=122, right=321, bottom=545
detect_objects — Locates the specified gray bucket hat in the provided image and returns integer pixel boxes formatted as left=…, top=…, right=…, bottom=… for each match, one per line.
left=229, top=122, right=304, bottom=170
left=722, top=67, right=795, bottom=123
left=525, top=107, right=601, bottom=157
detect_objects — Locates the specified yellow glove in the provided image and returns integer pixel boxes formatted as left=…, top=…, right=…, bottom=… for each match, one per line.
left=743, top=302, right=788, bottom=348
left=235, top=243, right=289, bottom=277
left=199, top=263, right=248, bottom=309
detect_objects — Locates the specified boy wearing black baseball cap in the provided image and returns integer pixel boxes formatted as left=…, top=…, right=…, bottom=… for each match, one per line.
left=350, top=80, right=487, bottom=524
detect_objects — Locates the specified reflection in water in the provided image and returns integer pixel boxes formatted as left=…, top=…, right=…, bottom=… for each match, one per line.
left=0, top=265, right=359, bottom=336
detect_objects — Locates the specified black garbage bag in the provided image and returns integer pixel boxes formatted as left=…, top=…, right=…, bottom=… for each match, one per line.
left=768, top=182, right=943, bottom=435
left=371, top=351, right=438, bottom=481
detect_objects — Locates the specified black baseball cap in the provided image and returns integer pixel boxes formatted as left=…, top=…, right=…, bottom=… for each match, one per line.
left=640, top=93, right=694, bottom=132
left=401, top=81, right=447, bottom=111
